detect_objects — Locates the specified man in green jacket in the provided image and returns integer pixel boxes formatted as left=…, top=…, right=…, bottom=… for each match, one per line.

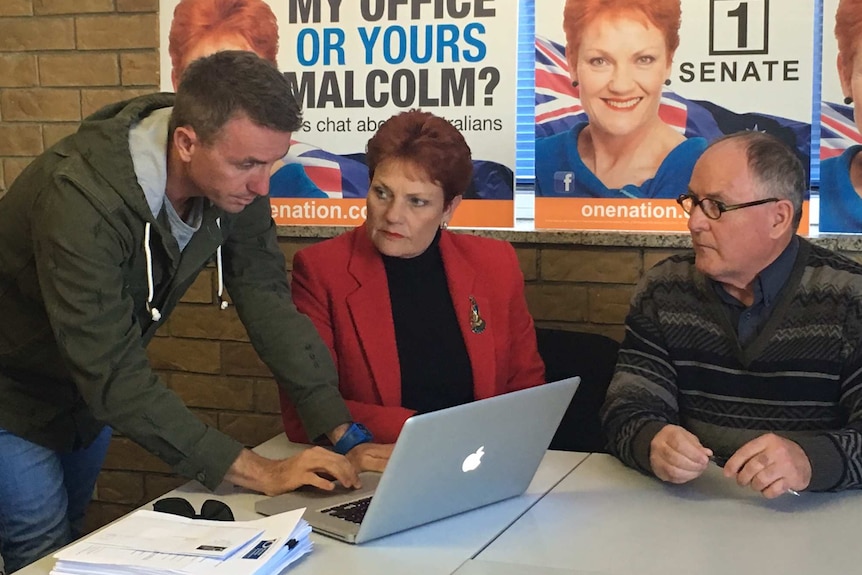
left=0, top=51, right=389, bottom=572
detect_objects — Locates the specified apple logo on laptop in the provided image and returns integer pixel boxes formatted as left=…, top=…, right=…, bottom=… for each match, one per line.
left=462, top=446, right=485, bottom=472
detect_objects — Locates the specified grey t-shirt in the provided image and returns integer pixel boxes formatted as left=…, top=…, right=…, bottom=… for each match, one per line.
left=128, top=106, right=202, bottom=251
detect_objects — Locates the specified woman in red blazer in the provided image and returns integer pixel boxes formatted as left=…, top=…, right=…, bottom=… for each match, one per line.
left=279, top=111, right=545, bottom=445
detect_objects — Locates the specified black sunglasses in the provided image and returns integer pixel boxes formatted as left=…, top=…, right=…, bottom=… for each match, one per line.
left=152, top=497, right=235, bottom=521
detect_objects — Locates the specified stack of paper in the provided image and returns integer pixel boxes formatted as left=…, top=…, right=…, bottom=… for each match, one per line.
left=51, top=508, right=311, bottom=575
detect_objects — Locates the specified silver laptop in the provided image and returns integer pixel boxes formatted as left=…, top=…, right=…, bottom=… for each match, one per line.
left=255, top=377, right=580, bottom=544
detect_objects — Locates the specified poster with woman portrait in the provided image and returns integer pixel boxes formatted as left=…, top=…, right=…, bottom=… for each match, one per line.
left=535, top=0, right=814, bottom=232
left=820, top=0, right=862, bottom=233
left=159, top=0, right=518, bottom=228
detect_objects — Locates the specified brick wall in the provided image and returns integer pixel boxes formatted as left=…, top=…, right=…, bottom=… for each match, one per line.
left=0, top=0, right=159, bottom=200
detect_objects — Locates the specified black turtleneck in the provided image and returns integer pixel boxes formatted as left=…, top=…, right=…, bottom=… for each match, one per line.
left=382, top=231, right=474, bottom=414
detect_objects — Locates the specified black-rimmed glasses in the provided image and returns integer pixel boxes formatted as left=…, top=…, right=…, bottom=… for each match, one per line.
left=676, top=192, right=780, bottom=220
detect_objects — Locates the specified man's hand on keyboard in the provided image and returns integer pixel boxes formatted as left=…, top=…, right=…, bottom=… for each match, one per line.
left=225, top=447, right=361, bottom=495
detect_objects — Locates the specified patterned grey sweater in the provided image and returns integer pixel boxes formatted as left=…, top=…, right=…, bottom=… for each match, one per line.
left=601, top=238, right=862, bottom=491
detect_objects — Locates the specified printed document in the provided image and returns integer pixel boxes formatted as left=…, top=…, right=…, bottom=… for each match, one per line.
left=51, top=508, right=311, bottom=575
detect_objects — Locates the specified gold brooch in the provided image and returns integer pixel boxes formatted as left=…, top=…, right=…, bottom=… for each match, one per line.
left=469, top=296, right=486, bottom=334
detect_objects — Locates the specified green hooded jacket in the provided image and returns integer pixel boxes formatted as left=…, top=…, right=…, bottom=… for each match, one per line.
left=0, top=93, right=351, bottom=489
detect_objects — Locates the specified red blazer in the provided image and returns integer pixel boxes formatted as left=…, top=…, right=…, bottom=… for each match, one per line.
left=279, top=224, right=545, bottom=444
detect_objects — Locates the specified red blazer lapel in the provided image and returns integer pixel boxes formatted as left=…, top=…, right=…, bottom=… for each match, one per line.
left=440, top=233, right=498, bottom=400
left=345, top=226, right=402, bottom=407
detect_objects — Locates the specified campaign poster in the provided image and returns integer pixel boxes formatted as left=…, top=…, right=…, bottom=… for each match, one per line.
left=820, top=0, right=862, bottom=233
left=535, top=0, right=813, bottom=232
left=159, top=0, right=517, bottom=228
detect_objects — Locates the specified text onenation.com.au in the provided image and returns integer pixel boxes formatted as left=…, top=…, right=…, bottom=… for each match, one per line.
left=271, top=202, right=367, bottom=222
left=578, top=202, right=688, bottom=220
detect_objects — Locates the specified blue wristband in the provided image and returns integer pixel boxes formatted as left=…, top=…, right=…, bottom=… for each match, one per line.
left=333, top=422, right=373, bottom=455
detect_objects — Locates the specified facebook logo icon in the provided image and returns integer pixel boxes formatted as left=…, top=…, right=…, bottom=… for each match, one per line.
left=553, top=172, right=575, bottom=194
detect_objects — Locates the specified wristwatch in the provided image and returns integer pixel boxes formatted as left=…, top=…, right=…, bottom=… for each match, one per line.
left=333, top=422, right=373, bottom=455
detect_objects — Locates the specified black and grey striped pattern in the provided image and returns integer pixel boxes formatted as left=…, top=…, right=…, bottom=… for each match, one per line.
left=602, top=238, right=862, bottom=491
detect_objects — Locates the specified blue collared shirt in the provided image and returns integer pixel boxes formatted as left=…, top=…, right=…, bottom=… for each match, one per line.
left=711, top=236, right=800, bottom=347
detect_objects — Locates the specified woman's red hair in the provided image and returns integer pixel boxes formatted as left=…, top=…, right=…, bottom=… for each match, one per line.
left=563, top=0, right=681, bottom=70
left=169, top=0, right=278, bottom=79
left=367, top=110, right=473, bottom=206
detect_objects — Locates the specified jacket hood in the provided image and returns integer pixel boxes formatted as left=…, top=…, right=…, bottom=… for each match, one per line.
left=69, top=92, right=175, bottom=221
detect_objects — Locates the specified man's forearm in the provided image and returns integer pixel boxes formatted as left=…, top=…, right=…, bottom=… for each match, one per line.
left=224, top=448, right=271, bottom=493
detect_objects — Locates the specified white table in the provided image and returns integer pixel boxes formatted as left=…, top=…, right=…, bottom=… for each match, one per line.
left=15, top=435, right=588, bottom=575
left=454, top=559, right=601, bottom=575
left=475, top=453, right=862, bottom=575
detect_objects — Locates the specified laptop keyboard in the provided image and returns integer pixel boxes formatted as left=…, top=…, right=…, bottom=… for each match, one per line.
left=320, top=496, right=373, bottom=524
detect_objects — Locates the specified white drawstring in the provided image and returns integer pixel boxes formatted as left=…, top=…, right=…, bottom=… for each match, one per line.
left=215, top=218, right=228, bottom=310
left=143, top=222, right=161, bottom=322
left=143, top=219, right=228, bottom=322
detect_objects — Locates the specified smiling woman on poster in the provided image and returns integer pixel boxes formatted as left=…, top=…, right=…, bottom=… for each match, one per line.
left=821, top=0, right=862, bottom=232
left=536, top=0, right=707, bottom=199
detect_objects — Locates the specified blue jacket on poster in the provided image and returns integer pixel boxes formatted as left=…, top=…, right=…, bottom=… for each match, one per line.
left=820, top=146, right=862, bottom=233
left=535, top=122, right=707, bottom=199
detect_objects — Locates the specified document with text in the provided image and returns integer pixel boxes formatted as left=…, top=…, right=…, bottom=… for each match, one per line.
left=51, top=508, right=311, bottom=575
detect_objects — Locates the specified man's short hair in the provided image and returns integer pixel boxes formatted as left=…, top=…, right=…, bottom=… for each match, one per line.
left=169, top=50, right=301, bottom=144
left=708, top=131, right=806, bottom=230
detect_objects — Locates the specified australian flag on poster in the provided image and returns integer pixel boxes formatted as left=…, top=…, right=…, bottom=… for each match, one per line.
left=267, top=140, right=370, bottom=200
left=270, top=142, right=515, bottom=200
left=820, top=101, right=862, bottom=160
left=535, top=37, right=812, bottom=183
